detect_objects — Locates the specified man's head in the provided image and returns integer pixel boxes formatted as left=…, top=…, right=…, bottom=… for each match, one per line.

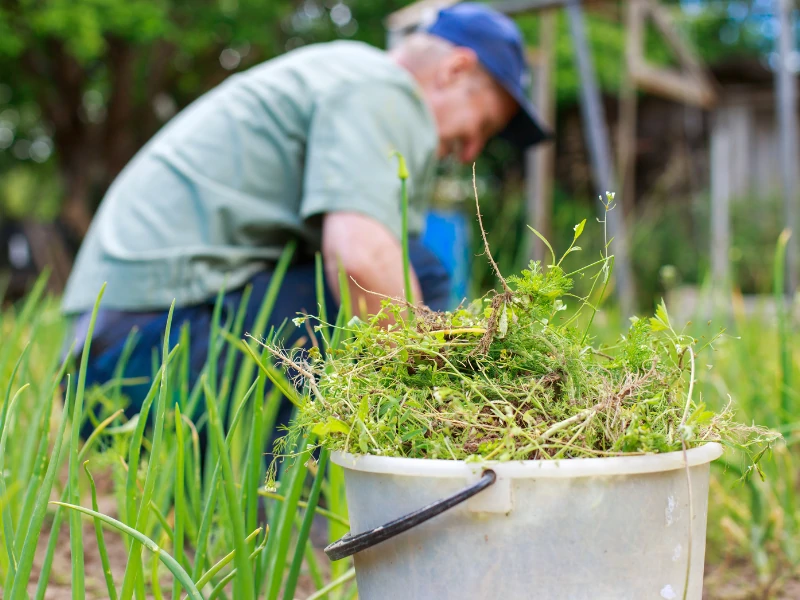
left=391, top=3, right=549, bottom=163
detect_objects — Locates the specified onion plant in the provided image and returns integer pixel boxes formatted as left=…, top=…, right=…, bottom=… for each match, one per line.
left=0, top=242, right=354, bottom=598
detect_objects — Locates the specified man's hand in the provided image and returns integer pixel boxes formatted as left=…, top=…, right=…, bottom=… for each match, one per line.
left=322, top=212, right=423, bottom=320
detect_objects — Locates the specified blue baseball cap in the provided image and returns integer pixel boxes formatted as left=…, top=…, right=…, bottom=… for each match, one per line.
left=423, top=3, right=551, bottom=149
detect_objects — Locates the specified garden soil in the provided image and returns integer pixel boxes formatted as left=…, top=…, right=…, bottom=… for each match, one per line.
left=23, top=467, right=322, bottom=600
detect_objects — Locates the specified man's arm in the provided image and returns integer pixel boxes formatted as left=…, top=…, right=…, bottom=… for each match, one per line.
left=300, top=81, right=438, bottom=318
left=322, top=211, right=423, bottom=320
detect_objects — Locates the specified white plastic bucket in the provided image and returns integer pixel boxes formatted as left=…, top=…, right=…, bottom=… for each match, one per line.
left=331, top=442, right=723, bottom=600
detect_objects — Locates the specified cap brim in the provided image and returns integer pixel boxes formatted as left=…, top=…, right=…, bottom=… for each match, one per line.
left=497, top=88, right=552, bottom=149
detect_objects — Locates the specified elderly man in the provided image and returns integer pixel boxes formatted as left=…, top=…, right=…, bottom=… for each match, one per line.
left=61, top=3, right=548, bottom=419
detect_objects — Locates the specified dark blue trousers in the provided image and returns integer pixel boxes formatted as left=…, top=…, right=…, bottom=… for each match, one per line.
left=73, top=239, right=452, bottom=444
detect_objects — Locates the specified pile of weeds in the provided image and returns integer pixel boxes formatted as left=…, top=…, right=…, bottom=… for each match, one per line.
left=263, top=183, right=778, bottom=469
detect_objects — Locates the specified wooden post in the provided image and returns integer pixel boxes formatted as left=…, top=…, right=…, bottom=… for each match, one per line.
left=710, top=110, right=731, bottom=298
left=526, top=10, right=557, bottom=263
left=629, top=0, right=718, bottom=109
left=617, top=0, right=644, bottom=220
left=566, top=0, right=635, bottom=316
left=776, top=0, right=798, bottom=295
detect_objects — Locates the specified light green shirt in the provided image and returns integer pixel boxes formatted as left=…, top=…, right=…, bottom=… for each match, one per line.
left=62, top=40, right=438, bottom=314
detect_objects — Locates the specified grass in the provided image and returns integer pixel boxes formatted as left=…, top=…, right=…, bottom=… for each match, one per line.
left=691, top=230, right=800, bottom=593
left=0, top=247, right=355, bottom=598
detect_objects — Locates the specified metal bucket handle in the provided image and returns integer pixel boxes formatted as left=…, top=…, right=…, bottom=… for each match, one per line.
left=324, top=469, right=496, bottom=561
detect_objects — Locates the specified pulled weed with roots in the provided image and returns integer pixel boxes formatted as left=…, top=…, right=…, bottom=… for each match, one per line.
left=261, top=169, right=778, bottom=473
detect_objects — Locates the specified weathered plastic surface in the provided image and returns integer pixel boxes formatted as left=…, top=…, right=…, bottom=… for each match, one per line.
left=332, top=443, right=723, bottom=600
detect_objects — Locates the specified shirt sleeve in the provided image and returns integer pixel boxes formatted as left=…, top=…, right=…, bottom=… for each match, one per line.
left=299, top=81, right=437, bottom=240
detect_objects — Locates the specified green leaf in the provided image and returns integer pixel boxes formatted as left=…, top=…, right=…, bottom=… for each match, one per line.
left=32, top=402, right=131, bottom=600
left=103, top=414, right=140, bottom=435
left=655, top=299, right=671, bottom=329
left=203, top=377, right=255, bottom=599
left=172, top=406, right=186, bottom=600
left=193, top=528, right=263, bottom=590
left=401, top=427, right=427, bottom=442
left=398, top=409, right=412, bottom=426
left=311, top=418, right=351, bottom=437
left=573, top=219, right=586, bottom=241
left=649, top=318, right=669, bottom=332
left=527, top=226, right=556, bottom=266
left=282, top=449, right=330, bottom=600
left=0, top=381, right=28, bottom=588
left=120, top=301, right=175, bottom=600
left=84, top=463, right=118, bottom=600
left=50, top=502, right=202, bottom=600
left=260, top=431, right=311, bottom=600
left=69, top=282, right=107, bottom=600
left=241, top=342, right=303, bottom=408
left=191, top=379, right=259, bottom=583
left=11, top=379, right=70, bottom=600
left=306, top=567, right=356, bottom=600
left=358, top=395, right=369, bottom=422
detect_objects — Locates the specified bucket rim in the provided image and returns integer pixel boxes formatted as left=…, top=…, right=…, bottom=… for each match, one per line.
left=331, top=442, right=724, bottom=479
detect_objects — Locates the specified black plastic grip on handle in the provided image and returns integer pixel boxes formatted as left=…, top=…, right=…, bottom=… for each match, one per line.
left=324, top=469, right=497, bottom=562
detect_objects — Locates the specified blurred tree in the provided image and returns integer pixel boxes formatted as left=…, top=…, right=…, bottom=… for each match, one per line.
left=0, top=0, right=414, bottom=241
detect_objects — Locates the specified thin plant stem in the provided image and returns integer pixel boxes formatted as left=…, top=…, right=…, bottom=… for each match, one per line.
left=282, top=448, right=331, bottom=600
left=394, top=151, right=414, bottom=306
left=307, top=568, right=356, bottom=600
left=84, top=462, right=119, bottom=600
left=774, top=229, right=793, bottom=422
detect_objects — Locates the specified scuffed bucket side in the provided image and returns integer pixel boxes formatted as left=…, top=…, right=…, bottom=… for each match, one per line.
left=335, top=447, right=720, bottom=600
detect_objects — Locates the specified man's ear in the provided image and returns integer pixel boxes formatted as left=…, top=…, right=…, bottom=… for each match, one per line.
left=435, top=47, right=479, bottom=88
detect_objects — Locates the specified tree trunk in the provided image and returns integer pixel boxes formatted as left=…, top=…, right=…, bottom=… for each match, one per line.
left=35, top=40, right=95, bottom=240
left=104, top=37, right=138, bottom=181
left=21, top=220, right=74, bottom=294
left=59, top=157, right=94, bottom=240
left=141, top=40, right=178, bottom=136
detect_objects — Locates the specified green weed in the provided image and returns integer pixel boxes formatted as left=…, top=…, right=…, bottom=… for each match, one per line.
left=266, top=185, right=778, bottom=468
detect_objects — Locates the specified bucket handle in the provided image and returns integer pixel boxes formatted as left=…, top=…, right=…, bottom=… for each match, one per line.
left=324, top=469, right=496, bottom=561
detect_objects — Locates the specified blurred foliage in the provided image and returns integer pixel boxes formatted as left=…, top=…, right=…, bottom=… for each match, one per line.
left=513, top=1, right=780, bottom=106
left=0, top=0, right=795, bottom=311
left=629, top=191, right=787, bottom=302
left=464, top=175, right=789, bottom=312
left=0, top=0, right=413, bottom=130
left=0, top=0, right=289, bottom=78
left=0, top=0, right=418, bottom=224
left=0, top=164, right=62, bottom=221
left=516, top=10, right=628, bottom=106
left=0, top=1, right=784, bottom=196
